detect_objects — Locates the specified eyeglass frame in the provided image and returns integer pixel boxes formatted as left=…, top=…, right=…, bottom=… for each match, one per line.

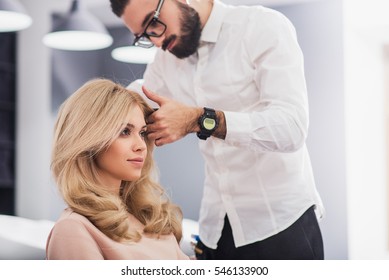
left=132, top=0, right=167, bottom=48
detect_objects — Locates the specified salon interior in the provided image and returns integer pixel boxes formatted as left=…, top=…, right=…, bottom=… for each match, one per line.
left=0, top=0, right=388, bottom=260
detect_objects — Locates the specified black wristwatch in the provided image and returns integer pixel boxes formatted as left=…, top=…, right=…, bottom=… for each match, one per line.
left=197, top=107, right=218, bottom=140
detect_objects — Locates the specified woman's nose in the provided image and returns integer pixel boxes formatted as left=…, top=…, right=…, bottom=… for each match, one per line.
left=133, top=135, right=147, bottom=151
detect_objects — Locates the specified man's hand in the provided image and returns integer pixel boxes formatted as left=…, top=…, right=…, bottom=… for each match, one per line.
left=143, top=86, right=202, bottom=146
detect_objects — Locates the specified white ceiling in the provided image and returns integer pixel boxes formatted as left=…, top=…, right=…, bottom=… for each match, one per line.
left=83, top=0, right=316, bottom=6
left=221, top=0, right=317, bottom=5
left=82, top=0, right=315, bottom=6
left=58, top=0, right=320, bottom=27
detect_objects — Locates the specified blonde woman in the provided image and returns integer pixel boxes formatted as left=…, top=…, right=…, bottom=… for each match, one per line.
left=46, top=78, right=188, bottom=260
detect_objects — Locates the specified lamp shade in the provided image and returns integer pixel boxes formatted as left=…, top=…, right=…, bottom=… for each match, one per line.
left=0, top=0, right=32, bottom=32
left=42, top=0, right=112, bottom=51
left=111, top=46, right=157, bottom=64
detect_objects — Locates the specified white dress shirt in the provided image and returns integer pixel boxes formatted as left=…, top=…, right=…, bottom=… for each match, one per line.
left=140, top=0, right=324, bottom=249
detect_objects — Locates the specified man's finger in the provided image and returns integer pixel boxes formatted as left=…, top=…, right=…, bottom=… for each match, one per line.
left=142, top=86, right=166, bottom=106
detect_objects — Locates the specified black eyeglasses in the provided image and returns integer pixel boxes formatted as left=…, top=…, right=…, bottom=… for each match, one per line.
left=132, top=0, right=167, bottom=48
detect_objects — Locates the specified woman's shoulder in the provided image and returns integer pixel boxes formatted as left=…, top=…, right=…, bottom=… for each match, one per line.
left=46, top=208, right=105, bottom=259
left=58, top=208, right=88, bottom=222
left=51, top=208, right=96, bottom=235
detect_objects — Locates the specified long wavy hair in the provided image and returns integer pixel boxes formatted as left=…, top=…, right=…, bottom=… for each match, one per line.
left=51, top=78, right=182, bottom=243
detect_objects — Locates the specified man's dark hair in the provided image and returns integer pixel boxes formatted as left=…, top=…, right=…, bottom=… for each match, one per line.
left=110, top=0, right=130, bottom=17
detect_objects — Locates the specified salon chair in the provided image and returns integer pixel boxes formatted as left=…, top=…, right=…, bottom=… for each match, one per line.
left=0, top=214, right=54, bottom=260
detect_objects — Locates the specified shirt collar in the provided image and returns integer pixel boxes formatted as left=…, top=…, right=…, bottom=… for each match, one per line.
left=200, top=0, right=227, bottom=43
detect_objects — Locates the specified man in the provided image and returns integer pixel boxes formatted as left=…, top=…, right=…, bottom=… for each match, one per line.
left=110, top=0, right=325, bottom=260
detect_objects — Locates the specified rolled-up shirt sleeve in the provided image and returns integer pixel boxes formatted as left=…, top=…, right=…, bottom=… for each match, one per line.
left=224, top=11, right=309, bottom=153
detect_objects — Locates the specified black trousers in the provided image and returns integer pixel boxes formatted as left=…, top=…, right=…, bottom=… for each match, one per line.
left=195, top=205, right=324, bottom=260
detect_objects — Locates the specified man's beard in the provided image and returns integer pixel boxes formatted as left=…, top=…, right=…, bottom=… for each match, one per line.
left=162, top=1, right=202, bottom=59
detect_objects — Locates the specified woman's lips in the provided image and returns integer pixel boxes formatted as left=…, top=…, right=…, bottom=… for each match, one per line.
left=127, top=158, right=144, bottom=167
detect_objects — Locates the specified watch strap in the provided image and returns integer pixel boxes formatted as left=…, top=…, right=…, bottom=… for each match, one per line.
left=197, top=107, right=217, bottom=140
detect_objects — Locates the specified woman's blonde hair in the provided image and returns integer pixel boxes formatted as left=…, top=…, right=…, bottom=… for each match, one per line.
left=51, top=78, right=182, bottom=243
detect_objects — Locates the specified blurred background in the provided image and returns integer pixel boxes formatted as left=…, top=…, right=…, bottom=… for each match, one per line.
left=0, top=0, right=388, bottom=260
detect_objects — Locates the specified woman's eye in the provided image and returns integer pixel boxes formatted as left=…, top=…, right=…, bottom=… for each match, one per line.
left=121, top=128, right=131, bottom=136
left=140, top=130, right=147, bottom=139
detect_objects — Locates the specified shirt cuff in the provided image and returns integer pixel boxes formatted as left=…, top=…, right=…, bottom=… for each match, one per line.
left=224, top=111, right=252, bottom=147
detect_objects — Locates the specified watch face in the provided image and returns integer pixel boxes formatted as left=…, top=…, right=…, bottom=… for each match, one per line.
left=203, top=118, right=216, bottom=130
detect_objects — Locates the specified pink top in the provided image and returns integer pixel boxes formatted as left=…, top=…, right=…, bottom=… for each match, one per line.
left=46, top=208, right=189, bottom=260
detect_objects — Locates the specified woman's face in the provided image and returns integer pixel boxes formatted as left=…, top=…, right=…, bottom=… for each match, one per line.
left=95, top=105, right=148, bottom=192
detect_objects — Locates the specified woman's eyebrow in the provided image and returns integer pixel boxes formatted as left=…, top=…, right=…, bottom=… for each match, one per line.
left=125, top=123, right=147, bottom=130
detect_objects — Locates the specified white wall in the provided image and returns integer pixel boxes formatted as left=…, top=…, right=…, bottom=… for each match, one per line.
left=344, top=0, right=389, bottom=260
left=16, top=0, right=63, bottom=221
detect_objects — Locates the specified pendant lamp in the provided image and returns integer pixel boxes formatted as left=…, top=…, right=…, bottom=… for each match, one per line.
left=42, top=0, right=113, bottom=51
left=111, top=46, right=157, bottom=64
left=0, top=0, right=32, bottom=32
